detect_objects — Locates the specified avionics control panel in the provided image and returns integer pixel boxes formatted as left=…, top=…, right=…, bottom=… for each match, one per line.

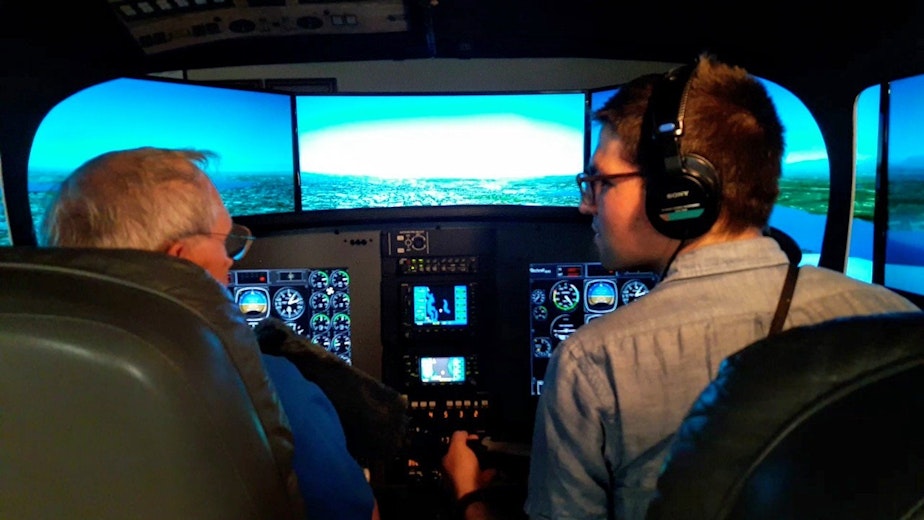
left=382, top=228, right=494, bottom=350
left=397, top=280, right=478, bottom=340
left=381, top=227, right=496, bottom=482
left=528, top=262, right=659, bottom=396
left=400, top=353, right=480, bottom=386
left=228, top=267, right=353, bottom=365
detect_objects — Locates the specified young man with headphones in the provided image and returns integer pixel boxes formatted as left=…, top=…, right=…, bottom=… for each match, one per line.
left=442, top=54, right=919, bottom=520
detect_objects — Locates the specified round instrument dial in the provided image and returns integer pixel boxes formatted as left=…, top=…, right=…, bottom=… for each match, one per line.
left=236, top=288, right=269, bottom=319
left=312, top=333, right=331, bottom=349
left=550, top=313, right=578, bottom=342
left=309, top=291, right=330, bottom=312
left=331, top=333, right=351, bottom=360
left=533, top=337, right=553, bottom=358
left=550, top=280, right=580, bottom=312
left=308, top=270, right=330, bottom=290
left=331, top=313, right=351, bottom=334
left=330, top=270, right=350, bottom=290
left=330, top=292, right=351, bottom=312
left=310, top=313, right=331, bottom=334
left=273, top=287, right=305, bottom=320
left=285, top=321, right=306, bottom=336
left=620, top=279, right=651, bottom=305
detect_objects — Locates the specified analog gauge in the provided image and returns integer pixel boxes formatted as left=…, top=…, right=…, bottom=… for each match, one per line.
left=550, top=280, right=580, bottom=312
left=331, top=333, right=351, bottom=360
left=530, top=288, right=546, bottom=305
left=285, top=321, right=306, bottom=336
left=309, top=291, right=330, bottom=312
left=550, top=314, right=579, bottom=342
left=621, top=279, right=651, bottom=305
left=310, top=313, right=331, bottom=334
left=330, top=291, right=350, bottom=312
left=273, top=287, right=305, bottom=320
left=312, top=333, right=331, bottom=350
left=308, top=270, right=330, bottom=290
left=533, top=337, right=553, bottom=358
left=585, top=279, right=617, bottom=312
left=532, top=305, right=549, bottom=321
left=331, top=313, right=351, bottom=334
left=235, top=287, right=269, bottom=319
left=330, top=270, right=350, bottom=290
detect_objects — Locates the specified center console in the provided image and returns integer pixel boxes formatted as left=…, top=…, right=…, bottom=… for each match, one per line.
left=380, top=227, right=496, bottom=483
left=224, top=217, right=661, bottom=520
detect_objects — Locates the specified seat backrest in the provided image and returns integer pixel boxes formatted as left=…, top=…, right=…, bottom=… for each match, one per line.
left=0, top=247, right=296, bottom=520
left=646, top=311, right=924, bottom=520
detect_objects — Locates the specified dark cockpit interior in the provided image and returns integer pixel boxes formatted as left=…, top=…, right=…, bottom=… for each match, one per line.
left=3, top=2, right=924, bottom=519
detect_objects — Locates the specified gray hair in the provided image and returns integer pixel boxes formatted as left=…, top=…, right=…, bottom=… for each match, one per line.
left=40, top=147, right=222, bottom=250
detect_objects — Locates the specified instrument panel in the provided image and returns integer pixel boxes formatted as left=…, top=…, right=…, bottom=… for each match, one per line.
left=229, top=267, right=354, bottom=364
left=230, top=210, right=659, bottom=514
left=528, top=263, right=659, bottom=395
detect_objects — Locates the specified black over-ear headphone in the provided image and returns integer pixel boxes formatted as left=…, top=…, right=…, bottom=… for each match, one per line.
left=641, top=62, right=721, bottom=240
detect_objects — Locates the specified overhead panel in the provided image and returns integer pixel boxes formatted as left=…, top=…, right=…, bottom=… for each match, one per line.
left=105, top=0, right=409, bottom=54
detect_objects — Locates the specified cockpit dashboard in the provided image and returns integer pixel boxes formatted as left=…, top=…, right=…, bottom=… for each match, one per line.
left=228, top=207, right=659, bottom=507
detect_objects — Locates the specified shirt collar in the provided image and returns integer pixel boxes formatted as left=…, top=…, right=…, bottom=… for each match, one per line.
left=662, top=236, right=791, bottom=282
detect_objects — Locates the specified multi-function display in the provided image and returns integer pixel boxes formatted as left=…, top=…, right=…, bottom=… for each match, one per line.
left=411, top=283, right=469, bottom=327
left=419, top=355, right=467, bottom=384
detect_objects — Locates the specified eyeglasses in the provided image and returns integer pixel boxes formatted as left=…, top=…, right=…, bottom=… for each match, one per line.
left=199, top=223, right=255, bottom=261
left=575, top=167, right=643, bottom=205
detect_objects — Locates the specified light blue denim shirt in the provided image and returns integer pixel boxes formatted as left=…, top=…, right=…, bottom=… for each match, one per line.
left=525, top=237, right=920, bottom=520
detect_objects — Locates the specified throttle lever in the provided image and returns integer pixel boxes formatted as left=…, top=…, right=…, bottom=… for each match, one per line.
left=465, top=436, right=531, bottom=469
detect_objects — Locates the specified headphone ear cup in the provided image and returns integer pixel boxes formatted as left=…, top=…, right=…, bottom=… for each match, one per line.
left=645, top=153, right=720, bottom=239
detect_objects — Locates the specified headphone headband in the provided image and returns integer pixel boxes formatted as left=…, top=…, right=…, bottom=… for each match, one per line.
left=647, top=64, right=695, bottom=175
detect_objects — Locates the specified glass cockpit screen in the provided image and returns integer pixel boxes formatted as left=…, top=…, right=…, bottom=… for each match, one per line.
left=412, top=283, right=469, bottom=327
left=419, top=355, right=466, bottom=384
left=528, top=262, right=658, bottom=395
left=229, top=268, right=352, bottom=364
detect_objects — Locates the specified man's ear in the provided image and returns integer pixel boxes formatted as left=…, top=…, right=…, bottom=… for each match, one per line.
left=163, top=240, right=186, bottom=259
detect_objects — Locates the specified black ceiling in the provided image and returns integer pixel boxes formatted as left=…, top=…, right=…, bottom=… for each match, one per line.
left=2, top=1, right=924, bottom=89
